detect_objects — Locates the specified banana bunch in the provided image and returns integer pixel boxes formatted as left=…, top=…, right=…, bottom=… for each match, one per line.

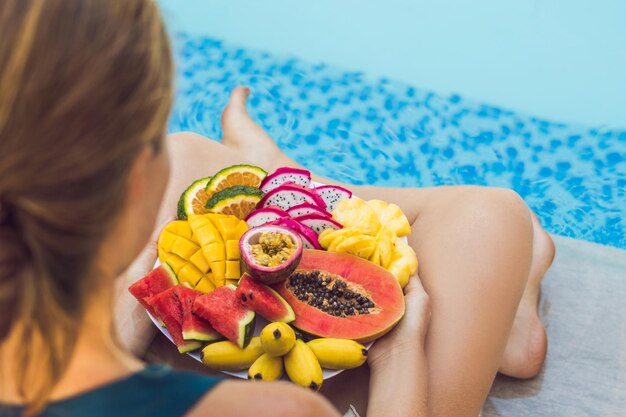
left=200, top=322, right=368, bottom=391
left=319, top=198, right=418, bottom=288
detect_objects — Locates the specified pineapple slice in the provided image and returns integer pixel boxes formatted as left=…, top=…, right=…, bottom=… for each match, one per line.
left=388, top=239, right=419, bottom=288
left=331, top=235, right=377, bottom=259
left=366, top=200, right=411, bottom=237
left=375, top=227, right=395, bottom=269
left=331, top=198, right=381, bottom=235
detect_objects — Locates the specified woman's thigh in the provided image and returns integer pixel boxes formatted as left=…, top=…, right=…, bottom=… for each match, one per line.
left=405, top=187, right=533, bottom=415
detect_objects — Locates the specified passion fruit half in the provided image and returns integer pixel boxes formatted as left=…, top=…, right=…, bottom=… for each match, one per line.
left=240, top=225, right=303, bottom=285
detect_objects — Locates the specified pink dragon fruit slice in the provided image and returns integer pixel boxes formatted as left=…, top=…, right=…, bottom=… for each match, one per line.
left=295, top=214, right=343, bottom=235
left=314, top=185, right=353, bottom=212
left=259, top=167, right=312, bottom=193
left=270, top=218, right=322, bottom=250
left=287, top=203, right=332, bottom=219
left=258, top=183, right=326, bottom=211
left=245, top=206, right=290, bottom=228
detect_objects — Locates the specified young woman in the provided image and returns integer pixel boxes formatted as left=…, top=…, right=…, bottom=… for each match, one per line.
left=0, top=1, right=550, bottom=417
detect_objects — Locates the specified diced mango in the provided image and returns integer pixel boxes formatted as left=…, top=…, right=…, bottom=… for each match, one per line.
left=202, top=242, right=225, bottom=263
left=204, top=271, right=216, bottom=287
left=195, top=276, right=216, bottom=293
left=194, top=223, right=222, bottom=246
left=225, top=260, right=241, bottom=280
left=189, top=250, right=210, bottom=274
left=210, top=261, right=226, bottom=287
left=170, top=236, right=201, bottom=260
left=225, top=240, right=240, bottom=260
left=178, top=263, right=204, bottom=286
left=171, top=220, right=193, bottom=240
left=234, top=220, right=249, bottom=238
left=158, top=213, right=248, bottom=293
left=211, top=215, right=241, bottom=241
left=157, top=229, right=178, bottom=253
left=162, top=253, right=187, bottom=275
left=189, top=214, right=222, bottom=245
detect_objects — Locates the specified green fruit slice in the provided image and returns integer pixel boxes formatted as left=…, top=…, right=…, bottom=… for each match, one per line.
left=177, top=176, right=212, bottom=220
left=206, top=165, right=267, bottom=196
left=205, top=185, right=264, bottom=220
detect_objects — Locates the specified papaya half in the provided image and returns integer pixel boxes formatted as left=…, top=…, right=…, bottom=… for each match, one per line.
left=273, top=250, right=405, bottom=343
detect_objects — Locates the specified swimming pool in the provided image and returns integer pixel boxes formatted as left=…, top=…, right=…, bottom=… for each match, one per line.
left=162, top=4, right=626, bottom=250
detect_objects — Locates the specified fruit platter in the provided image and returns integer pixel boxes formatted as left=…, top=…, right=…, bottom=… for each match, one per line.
left=129, top=165, right=418, bottom=390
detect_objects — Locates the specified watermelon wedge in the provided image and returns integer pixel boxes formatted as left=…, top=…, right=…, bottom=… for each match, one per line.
left=146, top=285, right=201, bottom=353
left=193, top=285, right=256, bottom=348
left=128, top=264, right=178, bottom=317
left=177, top=286, right=222, bottom=342
left=236, top=274, right=295, bottom=323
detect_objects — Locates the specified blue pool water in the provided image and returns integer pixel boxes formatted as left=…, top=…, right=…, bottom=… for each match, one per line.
left=168, top=33, right=626, bottom=250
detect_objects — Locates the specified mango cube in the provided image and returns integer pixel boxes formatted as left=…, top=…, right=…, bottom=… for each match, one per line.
left=225, top=261, right=241, bottom=280
left=225, top=240, right=240, bottom=260
left=195, top=276, right=216, bottom=293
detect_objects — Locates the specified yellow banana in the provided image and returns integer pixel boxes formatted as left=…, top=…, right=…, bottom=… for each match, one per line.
left=260, top=322, right=296, bottom=357
left=306, top=338, right=368, bottom=370
left=201, top=337, right=263, bottom=371
left=284, top=340, right=323, bottom=391
left=248, top=353, right=284, bottom=381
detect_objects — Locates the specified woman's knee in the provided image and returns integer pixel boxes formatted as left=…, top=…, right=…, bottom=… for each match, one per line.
left=461, top=187, right=535, bottom=260
left=426, top=186, right=534, bottom=251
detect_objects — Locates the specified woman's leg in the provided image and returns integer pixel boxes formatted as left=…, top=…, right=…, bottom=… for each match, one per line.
left=163, top=88, right=552, bottom=415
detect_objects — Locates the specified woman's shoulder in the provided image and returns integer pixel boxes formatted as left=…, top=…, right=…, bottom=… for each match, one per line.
left=57, top=364, right=222, bottom=417
left=130, top=363, right=222, bottom=396
left=186, top=379, right=342, bottom=417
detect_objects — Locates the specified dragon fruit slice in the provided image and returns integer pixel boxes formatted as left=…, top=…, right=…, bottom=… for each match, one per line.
left=258, top=183, right=326, bottom=211
left=270, top=218, right=322, bottom=250
left=245, top=207, right=290, bottom=228
left=259, top=167, right=312, bottom=193
left=295, top=214, right=343, bottom=235
left=287, top=203, right=332, bottom=219
left=314, top=185, right=353, bottom=212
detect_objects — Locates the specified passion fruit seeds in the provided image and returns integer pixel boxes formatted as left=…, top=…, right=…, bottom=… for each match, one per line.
left=240, top=225, right=303, bottom=285
left=250, top=231, right=298, bottom=268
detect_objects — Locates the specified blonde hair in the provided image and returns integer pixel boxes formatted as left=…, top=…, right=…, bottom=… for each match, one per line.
left=0, top=1, right=173, bottom=415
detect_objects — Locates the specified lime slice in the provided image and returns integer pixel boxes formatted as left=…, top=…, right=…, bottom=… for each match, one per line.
left=205, top=185, right=265, bottom=219
left=177, top=176, right=212, bottom=219
left=206, top=165, right=267, bottom=196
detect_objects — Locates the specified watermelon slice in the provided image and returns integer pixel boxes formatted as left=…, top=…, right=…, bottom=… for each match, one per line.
left=193, top=285, right=256, bottom=348
left=177, top=286, right=222, bottom=342
left=236, top=274, right=295, bottom=323
left=146, top=285, right=201, bottom=353
left=128, top=264, right=178, bottom=317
